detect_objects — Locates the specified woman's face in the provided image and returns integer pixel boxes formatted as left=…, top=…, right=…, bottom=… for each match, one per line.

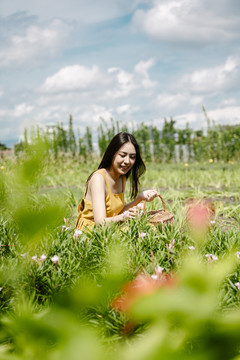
left=111, top=142, right=136, bottom=176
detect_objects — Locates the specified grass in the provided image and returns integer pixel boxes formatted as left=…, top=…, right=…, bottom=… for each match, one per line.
left=0, top=155, right=240, bottom=359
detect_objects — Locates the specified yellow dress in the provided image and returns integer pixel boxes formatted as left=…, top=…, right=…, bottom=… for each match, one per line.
left=76, top=169, right=126, bottom=231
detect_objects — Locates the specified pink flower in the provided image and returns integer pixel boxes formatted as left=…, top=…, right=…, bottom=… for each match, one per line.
left=186, top=200, right=215, bottom=237
left=51, top=255, right=59, bottom=264
left=137, top=203, right=144, bottom=210
left=189, top=246, right=195, bottom=251
left=20, top=253, right=27, bottom=258
left=40, top=254, right=47, bottom=262
left=235, top=252, right=240, bottom=259
left=73, top=229, right=82, bottom=241
left=112, top=272, right=175, bottom=313
left=235, top=282, right=240, bottom=290
left=151, top=266, right=164, bottom=280
left=32, top=255, right=38, bottom=262
left=62, top=225, right=70, bottom=232
left=155, top=266, right=164, bottom=275
left=205, top=254, right=218, bottom=262
left=166, top=239, right=175, bottom=250
left=139, top=232, right=146, bottom=239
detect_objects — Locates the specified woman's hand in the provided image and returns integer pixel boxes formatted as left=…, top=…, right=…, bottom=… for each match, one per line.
left=139, top=189, right=159, bottom=202
left=122, top=207, right=137, bottom=220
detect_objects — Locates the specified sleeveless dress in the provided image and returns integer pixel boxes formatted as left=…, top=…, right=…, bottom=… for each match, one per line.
left=76, top=169, right=126, bottom=230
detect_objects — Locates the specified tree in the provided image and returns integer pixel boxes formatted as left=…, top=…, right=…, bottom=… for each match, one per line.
left=68, top=114, right=77, bottom=156
left=162, top=118, right=176, bottom=162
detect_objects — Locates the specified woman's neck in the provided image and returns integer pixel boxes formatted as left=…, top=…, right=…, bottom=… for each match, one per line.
left=106, top=167, right=120, bottom=182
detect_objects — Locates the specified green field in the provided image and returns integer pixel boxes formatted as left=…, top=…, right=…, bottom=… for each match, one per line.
left=0, top=153, right=240, bottom=359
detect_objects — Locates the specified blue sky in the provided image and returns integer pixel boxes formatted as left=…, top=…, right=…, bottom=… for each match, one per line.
left=1, top=0, right=240, bottom=146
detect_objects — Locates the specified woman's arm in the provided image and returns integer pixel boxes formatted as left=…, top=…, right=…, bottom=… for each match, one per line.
left=89, top=173, right=127, bottom=225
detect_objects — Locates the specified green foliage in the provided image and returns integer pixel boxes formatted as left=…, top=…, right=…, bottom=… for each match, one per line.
left=162, top=118, right=176, bottom=162
left=11, top=109, right=240, bottom=164
left=0, top=156, right=240, bottom=358
left=134, top=123, right=152, bottom=162
left=68, top=114, right=77, bottom=157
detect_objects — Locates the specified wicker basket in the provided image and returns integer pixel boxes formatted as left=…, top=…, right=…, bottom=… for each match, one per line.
left=144, top=194, right=174, bottom=226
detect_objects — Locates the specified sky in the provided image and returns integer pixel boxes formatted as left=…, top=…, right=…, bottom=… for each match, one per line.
left=0, top=0, right=240, bottom=147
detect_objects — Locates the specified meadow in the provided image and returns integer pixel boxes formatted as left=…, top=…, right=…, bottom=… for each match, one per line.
left=0, top=147, right=240, bottom=359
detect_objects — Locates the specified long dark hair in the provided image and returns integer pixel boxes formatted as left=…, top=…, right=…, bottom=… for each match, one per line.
left=97, top=132, right=146, bottom=199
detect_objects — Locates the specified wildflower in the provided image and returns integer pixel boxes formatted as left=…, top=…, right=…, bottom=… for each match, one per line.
left=235, top=252, right=240, bottom=259
left=51, top=255, right=59, bottom=264
left=20, top=253, right=27, bottom=258
left=0, top=166, right=4, bottom=171
left=166, top=239, right=175, bottom=250
left=210, top=220, right=216, bottom=225
left=186, top=200, right=215, bottom=240
left=184, top=163, right=188, bottom=168
left=136, top=202, right=144, bottom=214
left=64, top=218, right=69, bottom=224
left=0, top=287, right=2, bottom=291
left=155, top=265, right=164, bottom=275
left=137, top=203, right=144, bottom=210
left=73, top=229, right=82, bottom=241
left=32, top=255, right=38, bottom=261
left=209, top=159, right=213, bottom=163
left=205, top=254, right=218, bottom=262
left=112, top=272, right=175, bottom=312
left=189, top=246, right=195, bottom=251
left=62, top=225, right=70, bottom=232
left=40, top=254, right=47, bottom=262
left=235, top=282, right=240, bottom=290
left=151, top=265, right=164, bottom=280
left=139, top=232, right=146, bottom=239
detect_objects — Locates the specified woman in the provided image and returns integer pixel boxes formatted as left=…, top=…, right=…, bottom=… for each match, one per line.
left=76, top=132, right=159, bottom=230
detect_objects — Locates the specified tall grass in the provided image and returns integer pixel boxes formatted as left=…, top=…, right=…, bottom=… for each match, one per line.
left=0, top=140, right=240, bottom=359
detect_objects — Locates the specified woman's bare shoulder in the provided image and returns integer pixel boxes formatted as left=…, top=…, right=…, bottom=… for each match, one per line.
left=88, top=171, right=105, bottom=188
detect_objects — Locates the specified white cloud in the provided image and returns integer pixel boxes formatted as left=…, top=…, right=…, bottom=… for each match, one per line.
left=40, top=65, right=104, bottom=93
left=106, top=68, right=135, bottom=98
left=156, top=93, right=202, bottom=110
left=207, top=106, right=240, bottom=125
left=13, top=103, right=34, bottom=117
left=181, top=56, right=240, bottom=93
left=116, top=104, right=139, bottom=115
left=91, top=105, right=113, bottom=122
left=175, top=106, right=240, bottom=129
left=221, top=98, right=238, bottom=106
left=106, top=58, right=156, bottom=99
left=0, top=19, right=71, bottom=67
left=132, top=0, right=240, bottom=44
left=134, top=58, right=157, bottom=88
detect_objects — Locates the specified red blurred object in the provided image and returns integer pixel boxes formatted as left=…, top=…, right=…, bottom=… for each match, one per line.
left=112, top=273, right=174, bottom=313
left=186, top=199, right=215, bottom=234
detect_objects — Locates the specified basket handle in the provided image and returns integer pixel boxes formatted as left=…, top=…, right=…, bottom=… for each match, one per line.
left=143, top=194, right=166, bottom=212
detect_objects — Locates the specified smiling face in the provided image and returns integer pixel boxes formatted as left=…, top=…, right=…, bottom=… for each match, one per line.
left=110, top=142, right=136, bottom=177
